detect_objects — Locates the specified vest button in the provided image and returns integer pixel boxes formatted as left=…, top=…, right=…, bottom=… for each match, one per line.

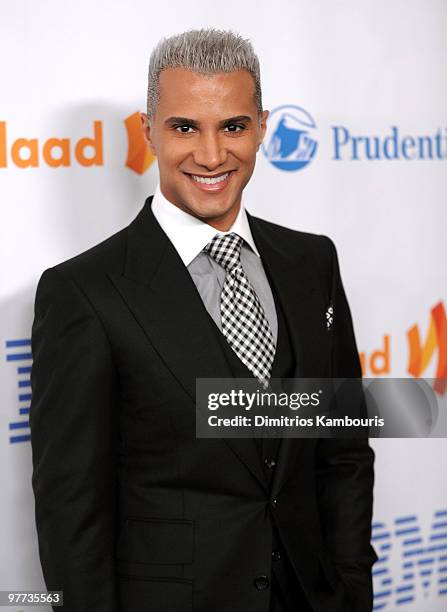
left=271, top=550, right=282, bottom=562
left=264, top=457, right=276, bottom=469
left=253, top=575, right=270, bottom=590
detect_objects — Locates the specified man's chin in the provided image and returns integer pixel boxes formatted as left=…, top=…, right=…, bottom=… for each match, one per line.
left=186, top=201, right=237, bottom=222
left=178, top=190, right=241, bottom=222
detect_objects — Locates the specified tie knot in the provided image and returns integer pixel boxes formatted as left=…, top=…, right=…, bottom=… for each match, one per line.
left=203, top=232, right=243, bottom=272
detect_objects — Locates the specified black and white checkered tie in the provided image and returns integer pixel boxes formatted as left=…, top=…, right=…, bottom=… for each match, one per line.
left=203, top=232, right=276, bottom=388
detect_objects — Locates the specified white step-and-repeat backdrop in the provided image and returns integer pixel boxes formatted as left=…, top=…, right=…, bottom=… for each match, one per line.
left=1, top=1, right=446, bottom=610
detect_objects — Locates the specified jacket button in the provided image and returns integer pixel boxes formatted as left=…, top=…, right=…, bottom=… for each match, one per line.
left=271, top=498, right=278, bottom=508
left=271, top=550, right=281, bottom=562
left=253, top=575, right=270, bottom=590
left=264, top=457, right=276, bottom=469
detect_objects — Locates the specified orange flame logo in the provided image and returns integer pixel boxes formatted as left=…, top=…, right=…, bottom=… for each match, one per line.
left=407, top=301, right=447, bottom=394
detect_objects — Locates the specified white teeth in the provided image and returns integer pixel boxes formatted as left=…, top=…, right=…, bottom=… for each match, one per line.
left=191, top=172, right=229, bottom=185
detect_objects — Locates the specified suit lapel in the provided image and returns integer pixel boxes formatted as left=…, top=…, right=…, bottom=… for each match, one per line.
left=108, top=196, right=234, bottom=397
left=247, top=211, right=331, bottom=377
left=246, top=211, right=330, bottom=496
left=108, top=196, right=268, bottom=492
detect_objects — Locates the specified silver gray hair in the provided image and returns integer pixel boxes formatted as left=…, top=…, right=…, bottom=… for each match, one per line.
left=146, top=28, right=263, bottom=120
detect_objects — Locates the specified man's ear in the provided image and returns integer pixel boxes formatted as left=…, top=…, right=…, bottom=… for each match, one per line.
left=256, top=110, right=269, bottom=151
left=140, top=112, right=156, bottom=155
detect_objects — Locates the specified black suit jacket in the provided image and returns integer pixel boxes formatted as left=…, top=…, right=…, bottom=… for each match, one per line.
left=30, top=195, right=377, bottom=612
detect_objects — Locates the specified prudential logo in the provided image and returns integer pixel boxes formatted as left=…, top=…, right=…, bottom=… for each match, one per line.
left=263, top=105, right=447, bottom=173
left=262, top=105, right=318, bottom=172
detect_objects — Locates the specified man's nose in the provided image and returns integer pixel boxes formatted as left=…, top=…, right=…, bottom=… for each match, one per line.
left=192, top=132, right=227, bottom=170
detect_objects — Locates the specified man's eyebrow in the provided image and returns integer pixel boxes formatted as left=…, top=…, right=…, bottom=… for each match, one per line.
left=164, top=115, right=253, bottom=127
left=220, top=115, right=253, bottom=125
left=165, top=116, right=198, bottom=127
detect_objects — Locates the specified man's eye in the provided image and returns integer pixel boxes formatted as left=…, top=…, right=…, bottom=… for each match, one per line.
left=175, top=125, right=195, bottom=133
left=224, top=124, right=245, bottom=132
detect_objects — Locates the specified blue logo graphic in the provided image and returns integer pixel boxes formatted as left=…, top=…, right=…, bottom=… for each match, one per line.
left=372, top=509, right=447, bottom=608
left=262, top=105, right=318, bottom=171
left=6, top=338, right=32, bottom=444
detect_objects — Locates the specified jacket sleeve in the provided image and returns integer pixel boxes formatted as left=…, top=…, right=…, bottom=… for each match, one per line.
left=315, top=238, right=377, bottom=612
left=30, top=266, right=120, bottom=612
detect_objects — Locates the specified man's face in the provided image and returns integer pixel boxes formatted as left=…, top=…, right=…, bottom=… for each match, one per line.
left=141, top=68, right=268, bottom=230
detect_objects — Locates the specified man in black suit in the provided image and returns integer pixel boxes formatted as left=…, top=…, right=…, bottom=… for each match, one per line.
left=30, top=28, right=376, bottom=611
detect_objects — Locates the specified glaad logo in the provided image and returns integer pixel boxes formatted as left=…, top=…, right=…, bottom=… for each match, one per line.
left=124, top=112, right=156, bottom=175
left=407, top=301, right=447, bottom=395
left=262, top=105, right=317, bottom=172
left=0, top=121, right=103, bottom=168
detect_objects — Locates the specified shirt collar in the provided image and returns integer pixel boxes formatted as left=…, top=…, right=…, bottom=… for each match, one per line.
left=151, top=183, right=260, bottom=266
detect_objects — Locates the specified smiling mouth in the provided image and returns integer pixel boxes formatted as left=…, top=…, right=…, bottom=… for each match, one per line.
left=185, top=170, right=234, bottom=184
left=183, top=170, right=235, bottom=192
